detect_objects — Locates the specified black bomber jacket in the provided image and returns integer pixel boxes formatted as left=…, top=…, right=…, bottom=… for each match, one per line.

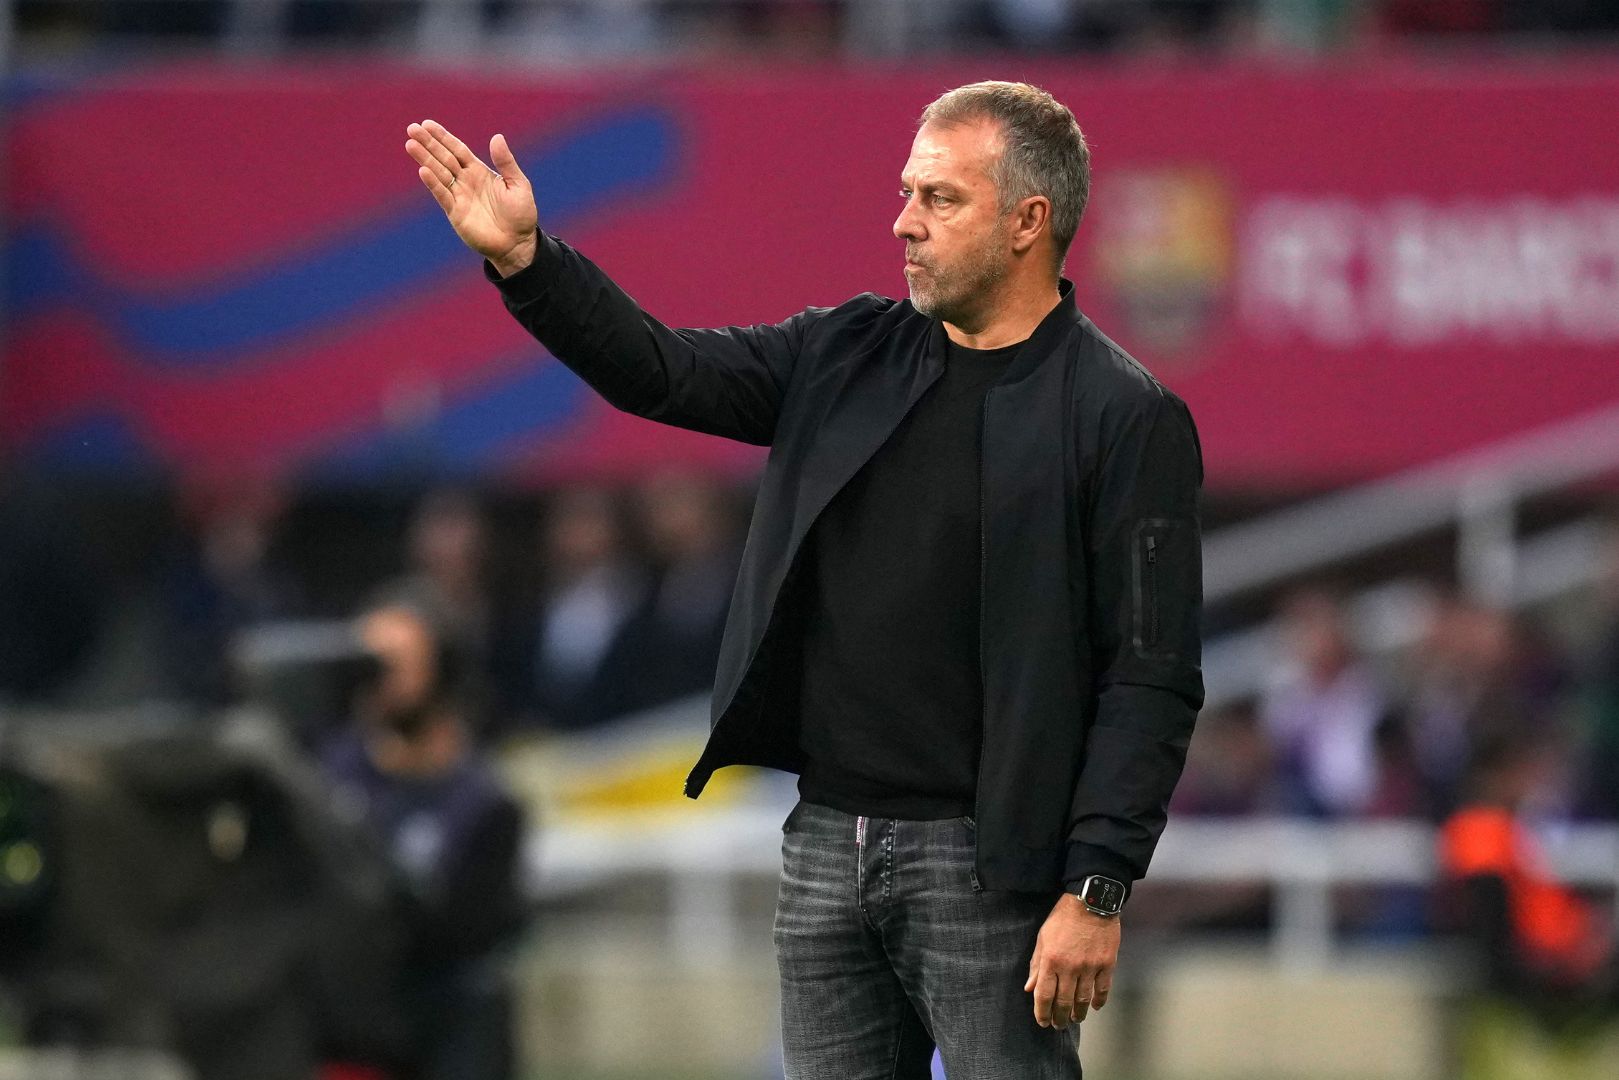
left=485, top=232, right=1206, bottom=896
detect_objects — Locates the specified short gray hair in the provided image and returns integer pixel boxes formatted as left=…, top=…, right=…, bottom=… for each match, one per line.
left=920, top=81, right=1091, bottom=270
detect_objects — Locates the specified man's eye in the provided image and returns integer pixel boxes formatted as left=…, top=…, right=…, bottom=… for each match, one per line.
left=899, top=188, right=912, bottom=200
left=931, top=195, right=952, bottom=207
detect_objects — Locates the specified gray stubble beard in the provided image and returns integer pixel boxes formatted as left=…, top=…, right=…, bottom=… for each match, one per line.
left=906, top=227, right=1011, bottom=331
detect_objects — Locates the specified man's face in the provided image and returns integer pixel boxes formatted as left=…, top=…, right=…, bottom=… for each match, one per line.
left=893, top=118, right=1011, bottom=326
left=358, top=606, right=437, bottom=717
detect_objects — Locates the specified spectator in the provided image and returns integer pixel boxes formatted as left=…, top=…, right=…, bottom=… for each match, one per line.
left=374, top=490, right=497, bottom=726
left=0, top=474, right=102, bottom=703
left=1256, top=589, right=1427, bottom=937
left=1404, top=591, right=1574, bottom=819
left=162, top=481, right=302, bottom=707
left=598, top=469, right=741, bottom=718
left=322, top=601, right=529, bottom=1080
left=1364, top=704, right=1429, bottom=818
left=496, top=486, right=647, bottom=730
left=1438, top=729, right=1618, bottom=1069
left=1260, top=586, right=1390, bottom=817
left=1574, top=519, right=1619, bottom=820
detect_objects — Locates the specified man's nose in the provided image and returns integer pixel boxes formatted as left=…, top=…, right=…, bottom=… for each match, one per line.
left=893, top=198, right=923, bottom=241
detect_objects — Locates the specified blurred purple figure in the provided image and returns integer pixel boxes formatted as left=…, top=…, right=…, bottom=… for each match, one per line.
left=1260, top=587, right=1390, bottom=817
left=1405, top=591, right=1574, bottom=818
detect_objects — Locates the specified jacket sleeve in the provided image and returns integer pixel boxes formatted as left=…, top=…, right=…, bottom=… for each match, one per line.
left=483, top=232, right=818, bottom=446
left=1065, top=389, right=1206, bottom=897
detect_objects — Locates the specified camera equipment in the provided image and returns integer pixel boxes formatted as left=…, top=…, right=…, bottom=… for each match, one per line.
left=0, top=709, right=407, bottom=1079
left=231, top=621, right=384, bottom=746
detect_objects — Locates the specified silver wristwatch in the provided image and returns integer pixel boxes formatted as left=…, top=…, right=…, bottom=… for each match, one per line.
left=1073, top=873, right=1127, bottom=917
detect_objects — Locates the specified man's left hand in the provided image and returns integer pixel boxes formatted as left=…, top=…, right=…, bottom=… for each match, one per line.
left=1023, top=894, right=1119, bottom=1029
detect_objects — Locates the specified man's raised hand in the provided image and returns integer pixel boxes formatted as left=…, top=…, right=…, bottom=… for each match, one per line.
left=406, top=119, right=538, bottom=277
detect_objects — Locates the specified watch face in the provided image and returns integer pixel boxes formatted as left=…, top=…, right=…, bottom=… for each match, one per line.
left=1083, top=876, right=1125, bottom=913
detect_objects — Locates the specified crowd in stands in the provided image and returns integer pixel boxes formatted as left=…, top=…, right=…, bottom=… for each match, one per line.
left=6, top=470, right=1619, bottom=1070
left=0, top=470, right=745, bottom=734
left=6, top=470, right=1619, bottom=832
left=13, top=0, right=1619, bottom=57
left=1174, top=549, right=1619, bottom=830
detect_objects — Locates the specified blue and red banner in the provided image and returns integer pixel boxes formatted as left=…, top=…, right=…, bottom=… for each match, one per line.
left=6, top=59, right=1619, bottom=490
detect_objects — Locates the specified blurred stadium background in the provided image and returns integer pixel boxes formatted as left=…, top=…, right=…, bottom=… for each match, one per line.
left=4, top=2, right=1619, bottom=1078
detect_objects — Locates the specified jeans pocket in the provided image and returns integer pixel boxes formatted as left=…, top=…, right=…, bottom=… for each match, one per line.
left=781, top=799, right=808, bottom=835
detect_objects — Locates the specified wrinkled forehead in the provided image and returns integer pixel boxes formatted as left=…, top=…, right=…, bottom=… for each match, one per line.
left=902, top=117, right=1003, bottom=189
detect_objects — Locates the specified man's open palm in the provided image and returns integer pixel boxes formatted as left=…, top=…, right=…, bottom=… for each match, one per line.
left=406, top=119, right=538, bottom=274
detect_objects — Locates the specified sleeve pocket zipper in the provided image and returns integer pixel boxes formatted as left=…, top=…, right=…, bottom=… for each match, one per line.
left=1145, top=534, right=1160, bottom=648
left=1133, top=519, right=1180, bottom=660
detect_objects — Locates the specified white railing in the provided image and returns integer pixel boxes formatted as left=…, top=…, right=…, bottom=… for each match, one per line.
left=1202, top=401, right=1619, bottom=606
left=1195, top=401, right=1619, bottom=708
left=529, top=804, right=1619, bottom=973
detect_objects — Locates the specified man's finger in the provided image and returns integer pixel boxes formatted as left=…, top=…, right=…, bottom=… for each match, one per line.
left=406, top=137, right=456, bottom=188
left=1031, top=966, right=1057, bottom=1027
left=408, top=123, right=464, bottom=180
left=1052, top=973, right=1077, bottom=1031
left=416, top=166, right=453, bottom=213
left=1092, top=973, right=1112, bottom=1011
left=1071, top=968, right=1096, bottom=1024
left=424, top=118, right=478, bottom=169
left=1023, top=939, right=1049, bottom=997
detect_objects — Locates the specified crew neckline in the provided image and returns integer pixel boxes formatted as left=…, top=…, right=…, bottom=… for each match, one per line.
left=946, top=337, right=1027, bottom=361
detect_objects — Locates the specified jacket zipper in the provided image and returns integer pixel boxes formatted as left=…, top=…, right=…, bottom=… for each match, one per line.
left=1145, top=533, right=1160, bottom=647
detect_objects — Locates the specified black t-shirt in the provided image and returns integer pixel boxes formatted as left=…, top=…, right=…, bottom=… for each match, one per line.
left=797, top=337, right=1022, bottom=819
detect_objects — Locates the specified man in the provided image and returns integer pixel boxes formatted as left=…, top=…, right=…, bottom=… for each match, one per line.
left=405, top=81, right=1204, bottom=1078
left=1439, top=731, right=1617, bottom=1027
left=323, top=601, right=529, bottom=1080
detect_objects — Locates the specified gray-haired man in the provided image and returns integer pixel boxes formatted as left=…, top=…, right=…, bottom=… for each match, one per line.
left=407, top=81, right=1204, bottom=1078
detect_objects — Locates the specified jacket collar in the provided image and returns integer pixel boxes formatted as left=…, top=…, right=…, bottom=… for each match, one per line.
left=924, top=278, right=1083, bottom=386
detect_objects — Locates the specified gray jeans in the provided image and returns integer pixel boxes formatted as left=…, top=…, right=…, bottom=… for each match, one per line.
left=774, top=800, right=1082, bottom=1080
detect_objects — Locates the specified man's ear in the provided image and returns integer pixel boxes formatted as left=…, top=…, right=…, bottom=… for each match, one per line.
left=1009, top=196, right=1051, bottom=256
